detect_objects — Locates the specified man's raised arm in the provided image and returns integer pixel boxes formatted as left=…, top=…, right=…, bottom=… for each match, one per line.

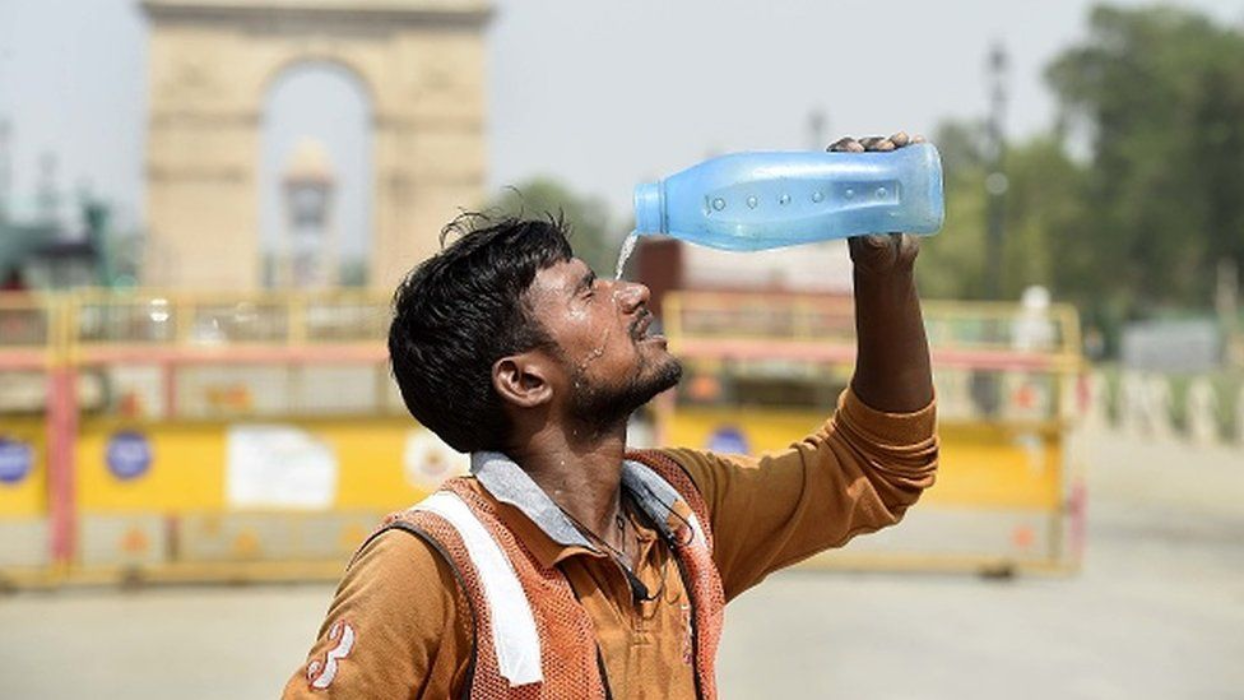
left=662, top=131, right=940, bottom=600
left=830, top=132, right=935, bottom=413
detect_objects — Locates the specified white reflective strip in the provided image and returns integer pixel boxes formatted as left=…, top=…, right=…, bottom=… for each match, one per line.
left=687, top=512, right=707, bottom=547
left=414, top=492, right=543, bottom=687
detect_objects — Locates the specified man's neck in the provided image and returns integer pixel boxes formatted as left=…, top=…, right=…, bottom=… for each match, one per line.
left=506, top=417, right=629, bottom=540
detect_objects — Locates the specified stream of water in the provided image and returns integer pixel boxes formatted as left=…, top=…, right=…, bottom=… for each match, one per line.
left=614, top=231, right=639, bottom=280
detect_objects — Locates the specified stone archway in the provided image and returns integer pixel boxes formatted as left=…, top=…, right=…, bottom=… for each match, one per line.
left=141, top=0, right=491, bottom=291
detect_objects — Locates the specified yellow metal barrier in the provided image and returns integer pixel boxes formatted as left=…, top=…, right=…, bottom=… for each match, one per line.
left=0, top=418, right=49, bottom=518
left=0, top=294, right=57, bottom=584
left=0, top=288, right=1086, bottom=585
left=0, top=289, right=452, bottom=587
left=74, top=416, right=433, bottom=514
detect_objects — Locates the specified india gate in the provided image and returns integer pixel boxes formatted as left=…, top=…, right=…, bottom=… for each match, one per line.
left=141, top=0, right=491, bottom=291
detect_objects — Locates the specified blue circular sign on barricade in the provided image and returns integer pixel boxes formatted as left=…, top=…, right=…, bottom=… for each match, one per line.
left=106, top=431, right=153, bottom=481
left=0, top=438, right=34, bottom=485
left=706, top=426, right=749, bottom=455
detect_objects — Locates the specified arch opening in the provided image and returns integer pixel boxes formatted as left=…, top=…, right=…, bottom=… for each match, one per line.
left=259, top=61, right=373, bottom=288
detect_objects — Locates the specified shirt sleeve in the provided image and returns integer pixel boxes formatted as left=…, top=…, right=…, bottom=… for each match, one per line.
left=281, top=529, right=472, bottom=699
left=661, top=387, right=938, bottom=601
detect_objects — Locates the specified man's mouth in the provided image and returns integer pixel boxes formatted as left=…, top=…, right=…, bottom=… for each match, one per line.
left=630, top=312, right=665, bottom=344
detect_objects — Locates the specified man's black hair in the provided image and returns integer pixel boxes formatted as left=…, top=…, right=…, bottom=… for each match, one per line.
left=389, top=213, right=574, bottom=453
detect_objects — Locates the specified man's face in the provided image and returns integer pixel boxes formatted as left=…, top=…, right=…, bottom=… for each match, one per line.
left=524, top=258, right=682, bottom=423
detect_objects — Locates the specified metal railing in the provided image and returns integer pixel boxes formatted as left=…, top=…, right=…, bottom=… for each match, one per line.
left=663, top=291, right=1083, bottom=373
left=67, top=290, right=390, bottom=349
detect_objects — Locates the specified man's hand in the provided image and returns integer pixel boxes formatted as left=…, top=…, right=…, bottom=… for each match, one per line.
left=828, top=132, right=925, bottom=277
left=828, top=131, right=934, bottom=413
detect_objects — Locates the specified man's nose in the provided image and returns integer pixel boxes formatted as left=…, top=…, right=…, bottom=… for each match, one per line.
left=613, top=280, right=651, bottom=312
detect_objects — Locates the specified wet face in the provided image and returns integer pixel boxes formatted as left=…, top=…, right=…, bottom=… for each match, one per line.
left=524, top=258, right=682, bottom=425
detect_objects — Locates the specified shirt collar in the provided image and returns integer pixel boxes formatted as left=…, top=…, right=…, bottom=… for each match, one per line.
left=470, top=451, right=594, bottom=552
left=469, top=451, right=679, bottom=567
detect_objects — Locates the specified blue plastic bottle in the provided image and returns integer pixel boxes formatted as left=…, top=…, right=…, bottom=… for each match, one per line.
left=632, top=143, right=944, bottom=251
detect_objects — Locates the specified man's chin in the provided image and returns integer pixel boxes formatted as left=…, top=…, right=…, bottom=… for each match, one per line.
left=657, top=357, right=684, bottom=392
left=639, top=354, right=682, bottom=397
left=575, top=359, right=682, bottom=421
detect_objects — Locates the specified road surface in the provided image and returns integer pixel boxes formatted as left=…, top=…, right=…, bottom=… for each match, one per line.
left=1, top=430, right=1241, bottom=699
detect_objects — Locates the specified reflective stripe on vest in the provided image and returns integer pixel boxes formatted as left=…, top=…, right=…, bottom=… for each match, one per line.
left=412, top=491, right=543, bottom=687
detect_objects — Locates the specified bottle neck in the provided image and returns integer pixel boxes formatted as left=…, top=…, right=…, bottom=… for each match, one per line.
left=633, top=181, right=665, bottom=234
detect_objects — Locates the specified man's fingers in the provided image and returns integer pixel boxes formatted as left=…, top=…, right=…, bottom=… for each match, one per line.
left=897, top=232, right=921, bottom=262
left=828, top=136, right=864, bottom=153
left=859, top=136, right=896, bottom=152
left=869, top=233, right=897, bottom=249
left=849, top=232, right=897, bottom=257
left=850, top=232, right=920, bottom=273
left=831, top=132, right=923, bottom=153
left=858, top=136, right=883, bottom=150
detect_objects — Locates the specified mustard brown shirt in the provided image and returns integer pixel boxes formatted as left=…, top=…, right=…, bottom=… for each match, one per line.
left=284, top=388, right=938, bottom=698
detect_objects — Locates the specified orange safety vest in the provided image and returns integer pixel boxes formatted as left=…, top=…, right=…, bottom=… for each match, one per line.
left=365, top=450, right=725, bottom=699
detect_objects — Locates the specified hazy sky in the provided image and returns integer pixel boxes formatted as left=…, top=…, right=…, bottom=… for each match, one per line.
left=1, top=0, right=1242, bottom=256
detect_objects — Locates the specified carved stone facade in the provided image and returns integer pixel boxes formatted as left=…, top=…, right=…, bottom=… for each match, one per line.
left=141, top=0, right=491, bottom=290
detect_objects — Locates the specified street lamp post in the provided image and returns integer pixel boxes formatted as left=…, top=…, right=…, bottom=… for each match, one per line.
left=984, top=41, right=1010, bottom=300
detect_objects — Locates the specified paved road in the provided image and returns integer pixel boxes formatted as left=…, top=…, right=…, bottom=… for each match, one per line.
left=1, top=431, right=1241, bottom=699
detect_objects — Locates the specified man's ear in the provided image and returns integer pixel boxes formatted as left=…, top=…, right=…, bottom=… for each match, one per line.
left=492, top=351, right=554, bottom=409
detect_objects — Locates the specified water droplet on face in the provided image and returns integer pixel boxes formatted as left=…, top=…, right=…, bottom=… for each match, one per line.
left=845, top=189, right=855, bottom=199
left=746, top=196, right=758, bottom=209
left=811, top=191, right=824, bottom=203
left=876, top=187, right=887, bottom=199
left=712, top=198, right=726, bottom=211
left=778, top=193, right=791, bottom=205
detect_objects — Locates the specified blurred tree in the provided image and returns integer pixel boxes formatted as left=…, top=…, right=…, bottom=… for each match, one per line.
left=1046, top=4, right=1244, bottom=309
left=926, top=2, right=1244, bottom=351
left=1005, top=136, right=1091, bottom=299
left=917, top=120, right=988, bottom=300
left=919, top=122, right=1089, bottom=303
left=485, top=177, right=620, bottom=277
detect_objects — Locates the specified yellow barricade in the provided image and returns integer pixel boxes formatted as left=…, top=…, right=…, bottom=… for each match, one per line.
left=0, top=288, right=1084, bottom=585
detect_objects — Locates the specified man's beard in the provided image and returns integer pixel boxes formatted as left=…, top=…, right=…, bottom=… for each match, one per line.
left=568, top=354, right=683, bottom=431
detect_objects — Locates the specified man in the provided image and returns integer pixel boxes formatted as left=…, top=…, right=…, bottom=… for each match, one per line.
left=285, top=133, right=939, bottom=699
